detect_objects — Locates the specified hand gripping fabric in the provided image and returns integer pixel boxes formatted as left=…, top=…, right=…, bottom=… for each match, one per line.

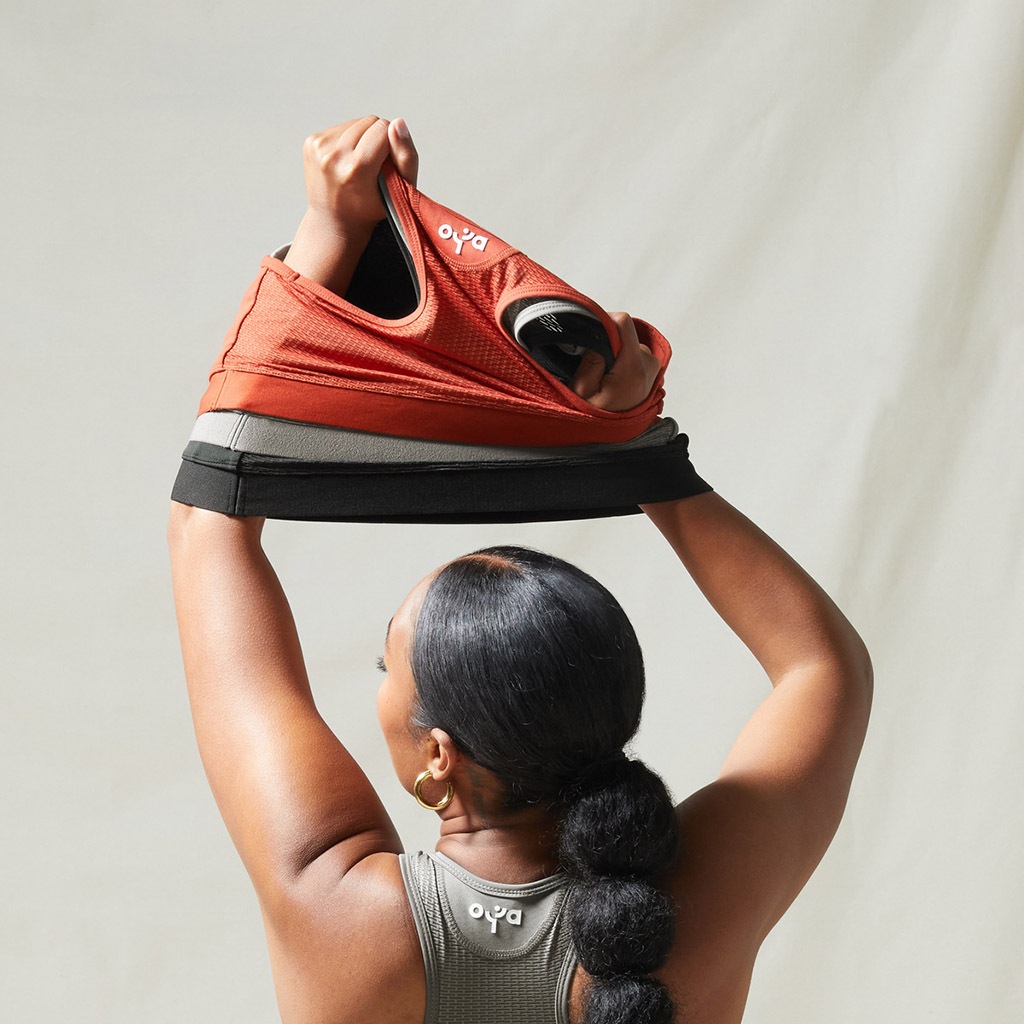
left=171, top=162, right=711, bottom=523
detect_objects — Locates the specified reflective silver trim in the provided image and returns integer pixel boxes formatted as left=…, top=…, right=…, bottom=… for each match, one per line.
left=512, top=299, right=598, bottom=344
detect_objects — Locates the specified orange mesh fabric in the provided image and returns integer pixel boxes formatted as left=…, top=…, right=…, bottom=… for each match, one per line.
left=198, top=163, right=670, bottom=447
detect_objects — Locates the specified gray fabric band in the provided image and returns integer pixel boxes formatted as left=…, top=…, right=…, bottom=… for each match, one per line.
left=189, top=410, right=680, bottom=465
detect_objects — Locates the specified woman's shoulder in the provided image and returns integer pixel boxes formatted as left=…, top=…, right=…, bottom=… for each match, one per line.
left=270, top=850, right=427, bottom=1023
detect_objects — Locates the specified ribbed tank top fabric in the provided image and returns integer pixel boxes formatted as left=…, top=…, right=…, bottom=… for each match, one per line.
left=399, top=851, right=577, bottom=1024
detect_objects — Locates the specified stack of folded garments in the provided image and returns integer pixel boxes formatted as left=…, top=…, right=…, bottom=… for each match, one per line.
left=171, top=163, right=709, bottom=523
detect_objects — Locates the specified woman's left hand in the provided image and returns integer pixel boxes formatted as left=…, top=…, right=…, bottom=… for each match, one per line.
left=570, top=312, right=662, bottom=411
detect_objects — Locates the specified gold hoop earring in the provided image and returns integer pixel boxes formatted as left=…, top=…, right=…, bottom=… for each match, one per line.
left=413, top=769, right=454, bottom=811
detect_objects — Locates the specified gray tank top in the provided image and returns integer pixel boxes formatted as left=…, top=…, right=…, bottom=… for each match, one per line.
left=399, top=851, right=578, bottom=1024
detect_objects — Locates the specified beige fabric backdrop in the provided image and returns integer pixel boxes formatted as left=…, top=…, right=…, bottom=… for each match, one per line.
left=2, top=1, right=1022, bottom=1020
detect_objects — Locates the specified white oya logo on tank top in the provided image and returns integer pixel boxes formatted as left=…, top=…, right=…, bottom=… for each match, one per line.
left=437, top=223, right=489, bottom=256
left=469, top=901, right=523, bottom=935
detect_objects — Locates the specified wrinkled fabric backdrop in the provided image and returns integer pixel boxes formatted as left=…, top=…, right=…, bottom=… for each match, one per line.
left=2, top=2, right=1022, bottom=1021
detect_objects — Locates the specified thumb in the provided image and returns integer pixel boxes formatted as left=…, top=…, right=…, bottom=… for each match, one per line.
left=389, top=118, right=419, bottom=187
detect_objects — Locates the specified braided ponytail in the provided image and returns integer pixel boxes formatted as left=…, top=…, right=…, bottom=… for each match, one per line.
left=559, top=757, right=678, bottom=1024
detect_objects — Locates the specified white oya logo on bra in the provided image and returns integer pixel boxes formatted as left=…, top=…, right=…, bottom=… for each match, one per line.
left=437, top=223, right=490, bottom=255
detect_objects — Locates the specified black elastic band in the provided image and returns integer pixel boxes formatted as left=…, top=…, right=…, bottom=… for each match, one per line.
left=170, top=436, right=711, bottom=524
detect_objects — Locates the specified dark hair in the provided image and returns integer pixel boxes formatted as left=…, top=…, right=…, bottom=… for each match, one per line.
left=411, top=546, right=678, bottom=1024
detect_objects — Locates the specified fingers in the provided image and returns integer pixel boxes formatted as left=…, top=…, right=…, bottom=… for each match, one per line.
left=609, top=311, right=640, bottom=354
left=305, top=116, right=377, bottom=160
left=572, top=313, right=660, bottom=412
left=305, top=116, right=390, bottom=174
left=606, top=312, right=645, bottom=382
left=351, top=116, right=392, bottom=172
left=609, top=311, right=658, bottom=380
left=305, top=115, right=418, bottom=185
left=570, top=350, right=607, bottom=402
left=388, top=118, right=419, bottom=186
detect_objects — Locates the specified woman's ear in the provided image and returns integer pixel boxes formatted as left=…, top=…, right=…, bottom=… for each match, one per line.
left=427, top=728, right=459, bottom=781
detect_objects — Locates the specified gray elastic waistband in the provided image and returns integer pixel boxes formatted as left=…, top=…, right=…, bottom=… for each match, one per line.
left=189, top=411, right=680, bottom=464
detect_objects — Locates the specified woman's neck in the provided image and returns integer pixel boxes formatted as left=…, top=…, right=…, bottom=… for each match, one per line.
left=434, top=807, right=561, bottom=883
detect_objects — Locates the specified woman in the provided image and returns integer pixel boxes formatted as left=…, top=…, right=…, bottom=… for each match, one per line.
left=169, top=116, right=872, bottom=1024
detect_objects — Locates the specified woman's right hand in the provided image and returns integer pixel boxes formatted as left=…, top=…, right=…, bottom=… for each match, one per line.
left=284, top=115, right=419, bottom=295
left=299, top=115, right=419, bottom=233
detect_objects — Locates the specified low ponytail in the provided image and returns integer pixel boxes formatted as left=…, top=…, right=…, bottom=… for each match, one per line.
left=559, top=756, right=678, bottom=1024
left=410, top=546, right=678, bottom=1020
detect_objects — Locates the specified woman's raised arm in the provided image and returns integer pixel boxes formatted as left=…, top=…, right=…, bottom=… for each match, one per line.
left=643, top=493, right=872, bottom=954
left=168, top=118, right=423, bottom=907
left=167, top=505, right=402, bottom=908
